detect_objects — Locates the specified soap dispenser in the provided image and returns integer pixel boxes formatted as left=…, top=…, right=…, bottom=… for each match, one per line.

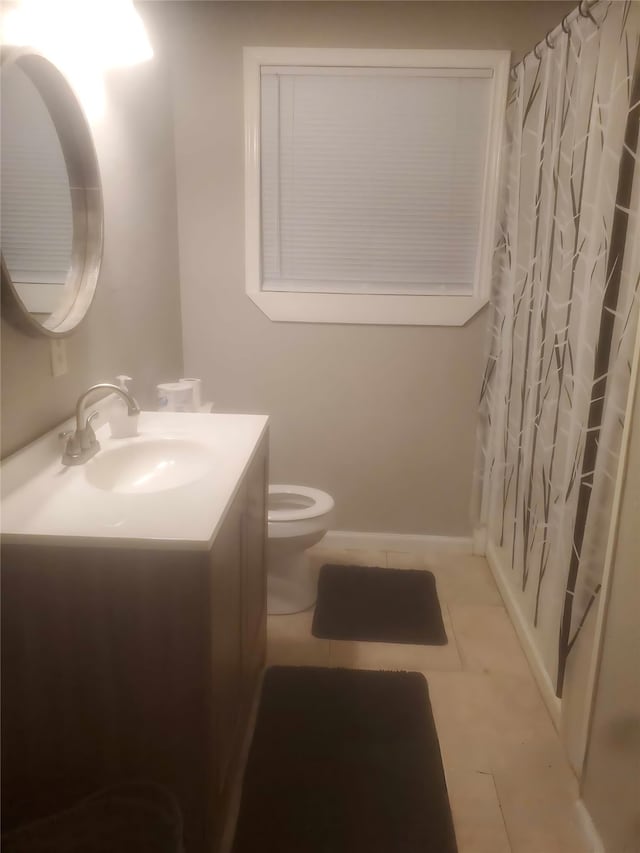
left=109, top=375, right=139, bottom=438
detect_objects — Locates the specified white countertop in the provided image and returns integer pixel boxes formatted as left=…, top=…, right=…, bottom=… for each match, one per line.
left=1, top=408, right=269, bottom=550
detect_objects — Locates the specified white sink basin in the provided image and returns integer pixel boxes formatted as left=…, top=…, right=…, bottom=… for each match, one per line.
left=0, top=408, right=269, bottom=550
left=85, top=438, right=212, bottom=494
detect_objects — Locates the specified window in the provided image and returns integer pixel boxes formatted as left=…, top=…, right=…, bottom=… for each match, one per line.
left=244, top=48, right=509, bottom=326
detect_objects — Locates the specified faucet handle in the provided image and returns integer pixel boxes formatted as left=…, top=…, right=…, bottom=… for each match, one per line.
left=60, top=430, right=82, bottom=462
left=58, top=429, right=78, bottom=456
left=79, top=411, right=100, bottom=450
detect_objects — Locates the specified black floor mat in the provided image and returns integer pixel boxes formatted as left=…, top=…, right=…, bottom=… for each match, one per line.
left=232, top=666, right=458, bottom=853
left=312, top=564, right=447, bottom=645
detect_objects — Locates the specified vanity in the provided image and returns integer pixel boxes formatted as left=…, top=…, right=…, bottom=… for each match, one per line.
left=1, top=410, right=269, bottom=853
left=1, top=39, right=268, bottom=853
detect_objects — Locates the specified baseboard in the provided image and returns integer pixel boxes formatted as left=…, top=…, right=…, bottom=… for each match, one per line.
left=486, top=538, right=562, bottom=729
left=322, top=529, right=473, bottom=555
left=575, top=799, right=605, bottom=853
left=472, top=525, right=488, bottom=556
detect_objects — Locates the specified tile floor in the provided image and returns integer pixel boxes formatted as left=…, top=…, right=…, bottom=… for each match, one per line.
left=266, top=545, right=588, bottom=853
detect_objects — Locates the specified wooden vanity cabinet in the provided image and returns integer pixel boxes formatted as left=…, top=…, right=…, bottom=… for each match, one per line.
left=209, top=433, right=268, bottom=830
left=1, top=431, right=268, bottom=853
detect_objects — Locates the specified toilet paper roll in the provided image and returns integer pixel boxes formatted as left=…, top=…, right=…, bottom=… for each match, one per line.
left=157, top=381, right=195, bottom=412
left=179, top=377, right=202, bottom=410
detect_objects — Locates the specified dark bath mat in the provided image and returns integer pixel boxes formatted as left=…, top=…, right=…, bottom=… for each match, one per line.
left=312, top=564, right=447, bottom=645
left=232, top=666, right=458, bottom=853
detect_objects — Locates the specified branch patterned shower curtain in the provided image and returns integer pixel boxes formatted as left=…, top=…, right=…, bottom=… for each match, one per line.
left=477, top=0, right=640, bottom=700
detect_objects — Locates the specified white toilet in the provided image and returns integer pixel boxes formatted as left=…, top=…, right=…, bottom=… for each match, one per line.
left=267, top=484, right=335, bottom=615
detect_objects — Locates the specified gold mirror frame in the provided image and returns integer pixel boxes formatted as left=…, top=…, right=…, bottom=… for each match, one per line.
left=1, top=48, right=103, bottom=338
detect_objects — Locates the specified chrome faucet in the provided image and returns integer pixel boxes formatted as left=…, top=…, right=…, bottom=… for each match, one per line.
left=61, top=383, right=141, bottom=466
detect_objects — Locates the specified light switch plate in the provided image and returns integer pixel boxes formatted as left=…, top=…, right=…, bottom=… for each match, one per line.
left=50, top=338, right=68, bottom=377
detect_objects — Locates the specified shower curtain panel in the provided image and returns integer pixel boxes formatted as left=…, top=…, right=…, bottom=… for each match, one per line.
left=478, top=0, right=640, bottom=698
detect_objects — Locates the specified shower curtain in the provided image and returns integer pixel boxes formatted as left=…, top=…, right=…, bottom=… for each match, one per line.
left=477, top=0, right=640, bottom=701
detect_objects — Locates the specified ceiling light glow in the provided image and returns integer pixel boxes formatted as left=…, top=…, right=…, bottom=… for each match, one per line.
left=2, top=0, right=154, bottom=120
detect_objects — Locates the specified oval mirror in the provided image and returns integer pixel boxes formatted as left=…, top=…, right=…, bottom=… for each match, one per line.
left=1, top=49, right=103, bottom=337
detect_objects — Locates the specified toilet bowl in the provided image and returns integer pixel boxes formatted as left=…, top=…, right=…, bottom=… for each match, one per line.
left=267, top=485, right=335, bottom=615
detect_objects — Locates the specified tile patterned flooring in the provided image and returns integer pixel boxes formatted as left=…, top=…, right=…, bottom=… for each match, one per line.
left=266, top=545, right=588, bottom=853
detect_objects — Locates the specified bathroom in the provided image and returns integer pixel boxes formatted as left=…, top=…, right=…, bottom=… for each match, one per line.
left=1, top=0, right=639, bottom=851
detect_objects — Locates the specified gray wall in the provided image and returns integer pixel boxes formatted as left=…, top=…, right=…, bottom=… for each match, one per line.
left=149, top=0, right=573, bottom=536
left=1, top=37, right=183, bottom=458
left=581, top=361, right=640, bottom=853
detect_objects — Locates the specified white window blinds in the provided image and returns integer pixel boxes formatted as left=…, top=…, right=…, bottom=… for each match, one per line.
left=260, top=67, right=492, bottom=295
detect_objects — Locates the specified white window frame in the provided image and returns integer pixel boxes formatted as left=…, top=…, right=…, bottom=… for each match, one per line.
left=244, top=47, right=510, bottom=326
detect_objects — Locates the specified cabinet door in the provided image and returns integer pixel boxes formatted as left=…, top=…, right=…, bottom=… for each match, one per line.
left=242, top=436, right=268, bottom=695
left=1, top=545, right=212, bottom=852
left=210, top=488, right=245, bottom=795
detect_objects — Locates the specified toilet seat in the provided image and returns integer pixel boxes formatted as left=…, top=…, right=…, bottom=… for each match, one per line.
left=268, top=484, right=334, bottom=523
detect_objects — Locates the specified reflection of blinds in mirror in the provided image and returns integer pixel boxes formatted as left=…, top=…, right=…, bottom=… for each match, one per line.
left=260, top=68, right=492, bottom=295
left=0, top=64, right=73, bottom=295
